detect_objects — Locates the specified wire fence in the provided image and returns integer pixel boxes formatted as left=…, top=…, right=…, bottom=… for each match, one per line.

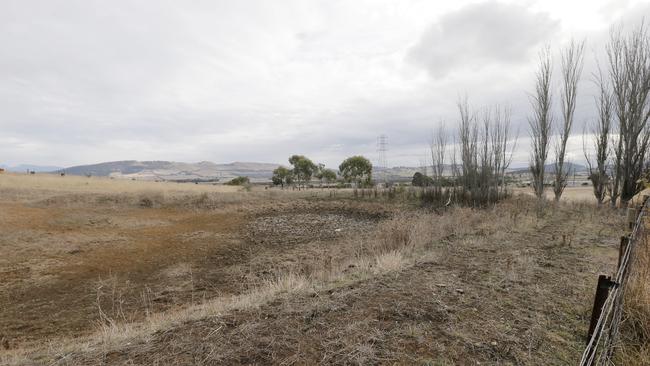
left=579, top=196, right=649, bottom=365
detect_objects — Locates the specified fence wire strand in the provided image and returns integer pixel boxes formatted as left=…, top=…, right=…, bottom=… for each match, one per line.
left=579, top=198, right=648, bottom=366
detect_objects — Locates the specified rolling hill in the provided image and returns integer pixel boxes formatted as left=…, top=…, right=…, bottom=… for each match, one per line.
left=57, top=160, right=281, bottom=182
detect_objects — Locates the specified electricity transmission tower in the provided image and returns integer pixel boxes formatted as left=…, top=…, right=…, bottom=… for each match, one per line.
left=377, top=134, right=388, bottom=185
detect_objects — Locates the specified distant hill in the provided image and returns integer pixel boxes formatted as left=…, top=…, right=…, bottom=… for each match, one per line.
left=57, top=160, right=282, bottom=182
left=57, top=160, right=432, bottom=183
left=0, top=164, right=63, bottom=172
left=508, top=162, right=588, bottom=175
left=36, top=160, right=590, bottom=183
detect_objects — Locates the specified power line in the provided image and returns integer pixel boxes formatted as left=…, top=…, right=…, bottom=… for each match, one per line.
left=377, top=134, right=388, bottom=183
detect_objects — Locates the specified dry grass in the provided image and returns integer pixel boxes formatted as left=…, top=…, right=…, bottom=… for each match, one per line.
left=2, top=195, right=626, bottom=365
left=512, top=185, right=597, bottom=202
left=0, top=172, right=240, bottom=194
left=0, top=172, right=631, bottom=365
left=617, top=224, right=650, bottom=365
left=0, top=202, right=467, bottom=364
left=0, top=172, right=339, bottom=208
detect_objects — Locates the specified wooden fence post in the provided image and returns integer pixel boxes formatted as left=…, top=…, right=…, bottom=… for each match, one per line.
left=618, top=236, right=630, bottom=271
left=627, top=208, right=637, bottom=230
left=587, top=275, right=616, bottom=344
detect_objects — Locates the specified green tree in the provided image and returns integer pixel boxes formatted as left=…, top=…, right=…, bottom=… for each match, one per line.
left=271, top=166, right=293, bottom=188
left=289, top=155, right=317, bottom=188
left=320, top=168, right=337, bottom=184
left=339, top=156, right=373, bottom=187
left=412, top=172, right=434, bottom=187
left=314, top=163, right=337, bottom=186
left=226, top=176, right=250, bottom=186
left=314, top=163, right=325, bottom=183
left=412, top=172, right=425, bottom=187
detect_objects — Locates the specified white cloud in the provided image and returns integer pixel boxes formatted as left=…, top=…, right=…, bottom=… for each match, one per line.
left=408, top=1, right=559, bottom=79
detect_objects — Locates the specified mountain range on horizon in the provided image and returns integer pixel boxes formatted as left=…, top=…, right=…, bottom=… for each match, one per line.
left=0, top=160, right=589, bottom=182
left=55, top=160, right=281, bottom=182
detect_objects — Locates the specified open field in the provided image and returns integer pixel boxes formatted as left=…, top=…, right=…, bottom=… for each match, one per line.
left=512, top=186, right=597, bottom=202
left=0, top=173, right=629, bottom=365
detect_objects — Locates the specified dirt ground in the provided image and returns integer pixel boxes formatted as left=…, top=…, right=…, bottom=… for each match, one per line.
left=0, top=174, right=627, bottom=365
left=0, top=174, right=393, bottom=348
left=65, top=200, right=623, bottom=365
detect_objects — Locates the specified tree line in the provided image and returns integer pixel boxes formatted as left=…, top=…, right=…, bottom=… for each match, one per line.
left=410, top=98, right=516, bottom=207
left=530, top=23, right=650, bottom=207
left=266, top=22, right=649, bottom=208
left=271, top=154, right=373, bottom=188
left=413, top=22, right=650, bottom=208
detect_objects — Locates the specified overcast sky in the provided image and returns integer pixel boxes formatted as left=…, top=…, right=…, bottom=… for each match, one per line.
left=1, top=0, right=649, bottom=168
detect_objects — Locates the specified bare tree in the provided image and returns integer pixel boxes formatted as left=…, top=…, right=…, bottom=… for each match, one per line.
left=419, top=155, right=429, bottom=179
left=478, top=107, right=494, bottom=200
left=453, top=98, right=515, bottom=206
left=554, top=39, right=585, bottom=201
left=492, top=105, right=516, bottom=196
left=423, top=124, right=449, bottom=205
left=429, top=123, right=447, bottom=185
left=584, top=64, right=613, bottom=205
left=458, top=96, right=479, bottom=192
left=606, top=23, right=650, bottom=206
left=609, top=122, right=623, bottom=207
left=529, top=47, right=554, bottom=200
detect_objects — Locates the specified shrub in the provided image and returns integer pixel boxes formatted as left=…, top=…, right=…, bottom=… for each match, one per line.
left=225, top=176, right=250, bottom=186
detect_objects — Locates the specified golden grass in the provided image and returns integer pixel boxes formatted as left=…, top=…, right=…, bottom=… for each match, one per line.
left=0, top=172, right=241, bottom=195
left=0, top=172, right=347, bottom=209
left=374, top=250, right=407, bottom=273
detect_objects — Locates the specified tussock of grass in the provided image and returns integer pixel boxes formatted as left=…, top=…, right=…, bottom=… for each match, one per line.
left=374, top=250, right=406, bottom=273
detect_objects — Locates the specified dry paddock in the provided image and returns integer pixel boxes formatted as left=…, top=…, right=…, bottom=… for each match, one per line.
left=0, top=173, right=629, bottom=365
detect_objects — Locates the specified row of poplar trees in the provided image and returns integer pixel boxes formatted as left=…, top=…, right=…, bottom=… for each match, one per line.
left=424, top=22, right=649, bottom=208
left=529, top=22, right=650, bottom=207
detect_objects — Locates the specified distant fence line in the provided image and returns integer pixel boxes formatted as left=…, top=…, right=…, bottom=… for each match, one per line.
left=579, top=196, right=649, bottom=365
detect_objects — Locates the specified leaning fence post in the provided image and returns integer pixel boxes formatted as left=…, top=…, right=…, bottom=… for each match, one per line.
left=617, top=236, right=630, bottom=271
left=587, top=275, right=615, bottom=344
left=627, top=208, right=637, bottom=230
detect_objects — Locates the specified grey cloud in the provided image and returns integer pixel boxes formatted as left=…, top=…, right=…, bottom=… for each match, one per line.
left=0, top=1, right=642, bottom=169
left=409, top=1, right=559, bottom=78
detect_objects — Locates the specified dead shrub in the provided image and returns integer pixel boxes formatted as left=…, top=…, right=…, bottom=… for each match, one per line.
left=375, top=214, right=413, bottom=252
left=139, top=197, right=154, bottom=208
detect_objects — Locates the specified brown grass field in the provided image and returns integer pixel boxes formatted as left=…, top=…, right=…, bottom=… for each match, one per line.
left=0, top=173, right=636, bottom=365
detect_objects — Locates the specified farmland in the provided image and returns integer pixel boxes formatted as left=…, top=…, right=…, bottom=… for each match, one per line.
left=0, top=173, right=628, bottom=365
